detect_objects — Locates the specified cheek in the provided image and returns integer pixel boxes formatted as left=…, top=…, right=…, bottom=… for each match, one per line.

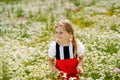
left=63, top=34, right=70, bottom=39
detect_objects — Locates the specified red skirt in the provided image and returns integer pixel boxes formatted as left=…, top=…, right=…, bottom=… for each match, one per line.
left=55, top=58, right=79, bottom=79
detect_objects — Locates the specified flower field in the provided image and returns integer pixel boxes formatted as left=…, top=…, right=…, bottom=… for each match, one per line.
left=0, top=0, right=120, bottom=80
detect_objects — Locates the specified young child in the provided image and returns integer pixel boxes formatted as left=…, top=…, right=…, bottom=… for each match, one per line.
left=48, top=19, right=85, bottom=80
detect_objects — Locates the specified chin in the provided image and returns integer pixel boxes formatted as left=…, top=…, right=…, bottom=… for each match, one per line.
left=58, top=40, right=62, bottom=42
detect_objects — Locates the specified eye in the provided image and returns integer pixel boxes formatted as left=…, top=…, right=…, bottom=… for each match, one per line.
left=60, top=32, right=63, bottom=34
left=55, top=31, right=58, bottom=34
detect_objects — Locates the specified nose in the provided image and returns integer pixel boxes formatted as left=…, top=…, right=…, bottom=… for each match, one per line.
left=56, top=33, right=60, bottom=37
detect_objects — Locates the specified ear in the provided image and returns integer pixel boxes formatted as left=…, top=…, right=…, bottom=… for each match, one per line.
left=69, top=32, right=73, bottom=35
left=70, top=35, right=73, bottom=38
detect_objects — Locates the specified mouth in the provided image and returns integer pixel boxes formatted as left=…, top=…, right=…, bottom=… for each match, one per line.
left=56, top=37, right=62, bottom=39
left=56, top=38, right=62, bottom=41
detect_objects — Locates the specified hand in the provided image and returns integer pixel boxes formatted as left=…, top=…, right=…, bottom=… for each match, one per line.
left=77, top=66, right=83, bottom=76
left=53, top=67, right=59, bottom=73
left=60, top=71, right=67, bottom=78
left=54, top=71, right=68, bottom=79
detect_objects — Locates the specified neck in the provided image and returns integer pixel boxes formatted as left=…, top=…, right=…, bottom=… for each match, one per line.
left=57, top=40, right=70, bottom=46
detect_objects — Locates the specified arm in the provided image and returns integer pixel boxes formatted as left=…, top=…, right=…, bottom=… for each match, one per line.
left=49, top=58, right=59, bottom=73
left=76, top=55, right=85, bottom=75
left=77, top=55, right=85, bottom=68
left=76, top=39, right=85, bottom=76
left=48, top=42, right=59, bottom=72
left=76, top=39, right=85, bottom=71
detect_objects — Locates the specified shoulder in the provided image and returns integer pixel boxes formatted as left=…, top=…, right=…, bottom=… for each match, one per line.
left=48, top=41, right=56, bottom=58
left=76, top=39, right=85, bottom=56
left=49, top=41, right=56, bottom=47
left=76, top=39, right=84, bottom=47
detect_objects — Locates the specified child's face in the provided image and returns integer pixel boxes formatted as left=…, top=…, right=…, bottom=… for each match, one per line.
left=55, top=26, right=71, bottom=43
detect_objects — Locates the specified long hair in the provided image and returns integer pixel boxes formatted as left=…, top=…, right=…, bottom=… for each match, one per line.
left=55, top=20, right=77, bottom=55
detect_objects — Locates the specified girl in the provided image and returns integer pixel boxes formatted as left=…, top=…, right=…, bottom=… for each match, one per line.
left=48, top=20, right=85, bottom=80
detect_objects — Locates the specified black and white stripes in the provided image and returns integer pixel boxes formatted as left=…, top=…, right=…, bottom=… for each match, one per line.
left=56, top=43, right=74, bottom=60
left=48, top=40, right=84, bottom=59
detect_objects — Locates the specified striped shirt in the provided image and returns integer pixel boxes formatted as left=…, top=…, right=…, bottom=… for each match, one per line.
left=48, top=39, right=85, bottom=60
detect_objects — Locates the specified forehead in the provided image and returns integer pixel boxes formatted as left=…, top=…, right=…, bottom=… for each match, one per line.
left=55, top=26, right=65, bottom=31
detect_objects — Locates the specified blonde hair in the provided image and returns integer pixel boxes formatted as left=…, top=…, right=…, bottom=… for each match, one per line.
left=55, top=20, right=77, bottom=56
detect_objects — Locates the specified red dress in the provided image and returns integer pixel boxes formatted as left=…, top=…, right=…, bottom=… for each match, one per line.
left=56, top=58, right=79, bottom=80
